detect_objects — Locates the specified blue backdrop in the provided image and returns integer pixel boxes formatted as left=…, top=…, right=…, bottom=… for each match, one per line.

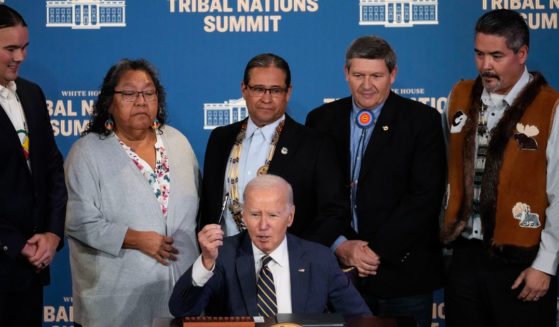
left=4, top=0, right=559, bottom=326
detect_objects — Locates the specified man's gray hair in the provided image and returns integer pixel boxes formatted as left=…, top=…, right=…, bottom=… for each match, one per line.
left=345, top=35, right=397, bottom=73
left=243, top=174, right=294, bottom=207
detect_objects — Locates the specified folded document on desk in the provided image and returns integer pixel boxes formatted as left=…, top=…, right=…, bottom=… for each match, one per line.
left=182, top=316, right=255, bottom=327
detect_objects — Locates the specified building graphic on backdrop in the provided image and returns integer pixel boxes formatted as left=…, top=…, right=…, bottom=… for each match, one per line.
left=46, top=0, right=126, bottom=29
left=359, top=0, right=438, bottom=27
left=204, top=98, right=248, bottom=130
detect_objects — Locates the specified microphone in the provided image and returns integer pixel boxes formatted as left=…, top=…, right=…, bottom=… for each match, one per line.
left=217, top=193, right=230, bottom=225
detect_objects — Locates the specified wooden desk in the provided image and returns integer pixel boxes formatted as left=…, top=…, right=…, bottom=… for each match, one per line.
left=153, top=315, right=415, bottom=327
left=346, top=316, right=416, bottom=327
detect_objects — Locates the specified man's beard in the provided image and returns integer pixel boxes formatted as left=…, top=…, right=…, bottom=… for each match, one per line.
left=480, top=71, right=501, bottom=93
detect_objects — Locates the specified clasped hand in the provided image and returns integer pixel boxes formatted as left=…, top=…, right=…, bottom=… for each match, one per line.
left=20, top=232, right=60, bottom=272
left=335, top=240, right=380, bottom=277
left=124, top=229, right=178, bottom=266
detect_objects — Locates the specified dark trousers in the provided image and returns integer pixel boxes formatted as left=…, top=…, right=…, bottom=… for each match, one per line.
left=445, top=238, right=557, bottom=327
left=0, top=280, right=43, bottom=327
left=362, top=292, right=432, bottom=327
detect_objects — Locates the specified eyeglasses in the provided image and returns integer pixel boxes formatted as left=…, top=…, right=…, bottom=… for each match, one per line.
left=114, top=89, right=157, bottom=103
left=246, top=85, right=288, bottom=98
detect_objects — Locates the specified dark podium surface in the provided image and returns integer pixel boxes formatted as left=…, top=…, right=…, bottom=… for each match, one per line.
left=153, top=315, right=416, bottom=327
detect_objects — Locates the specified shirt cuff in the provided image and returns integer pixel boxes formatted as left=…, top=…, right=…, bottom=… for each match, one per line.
left=192, top=255, right=215, bottom=286
left=331, top=235, right=348, bottom=252
left=531, top=247, right=559, bottom=276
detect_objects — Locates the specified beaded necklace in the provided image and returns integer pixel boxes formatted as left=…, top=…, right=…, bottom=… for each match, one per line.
left=226, top=119, right=285, bottom=231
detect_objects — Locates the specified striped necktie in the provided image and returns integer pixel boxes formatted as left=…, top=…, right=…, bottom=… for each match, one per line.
left=256, top=255, right=277, bottom=317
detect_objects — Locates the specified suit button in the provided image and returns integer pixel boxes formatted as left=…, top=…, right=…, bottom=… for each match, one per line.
left=2, top=245, right=7, bottom=252
left=33, top=226, right=38, bottom=233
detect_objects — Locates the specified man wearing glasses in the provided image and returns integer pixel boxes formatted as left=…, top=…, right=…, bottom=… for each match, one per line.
left=200, top=53, right=348, bottom=247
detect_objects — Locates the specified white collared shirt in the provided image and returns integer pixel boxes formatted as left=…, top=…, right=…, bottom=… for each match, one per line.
left=0, top=81, right=25, bottom=138
left=0, top=81, right=31, bottom=169
left=251, top=236, right=292, bottom=314
left=191, top=236, right=293, bottom=314
left=222, top=115, right=285, bottom=237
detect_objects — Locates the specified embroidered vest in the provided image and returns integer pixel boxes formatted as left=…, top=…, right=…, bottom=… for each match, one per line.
left=442, top=72, right=559, bottom=263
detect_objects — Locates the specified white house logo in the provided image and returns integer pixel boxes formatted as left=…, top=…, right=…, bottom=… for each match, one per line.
left=359, top=0, right=438, bottom=27
left=46, top=0, right=126, bottom=29
left=204, top=98, right=248, bottom=130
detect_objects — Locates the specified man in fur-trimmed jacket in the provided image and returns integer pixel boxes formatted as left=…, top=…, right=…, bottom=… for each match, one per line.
left=441, top=9, right=559, bottom=327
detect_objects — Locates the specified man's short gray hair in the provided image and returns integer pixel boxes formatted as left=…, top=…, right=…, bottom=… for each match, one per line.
left=243, top=175, right=294, bottom=207
left=345, top=35, right=397, bottom=73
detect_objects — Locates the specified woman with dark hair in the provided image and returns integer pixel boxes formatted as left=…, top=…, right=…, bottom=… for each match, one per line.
left=65, top=59, right=200, bottom=327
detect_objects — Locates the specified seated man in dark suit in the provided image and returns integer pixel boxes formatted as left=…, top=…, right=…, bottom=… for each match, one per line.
left=169, top=175, right=371, bottom=318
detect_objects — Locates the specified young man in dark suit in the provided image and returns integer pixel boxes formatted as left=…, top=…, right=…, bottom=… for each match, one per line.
left=306, top=36, right=446, bottom=327
left=0, top=4, right=67, bottom=326
left=170, top=175, right=370, bottom=318
left=200, top=53, right=348, bottom=247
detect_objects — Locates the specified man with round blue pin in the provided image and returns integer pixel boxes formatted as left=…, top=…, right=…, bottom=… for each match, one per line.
left=306, top=36, right=446, bottom=327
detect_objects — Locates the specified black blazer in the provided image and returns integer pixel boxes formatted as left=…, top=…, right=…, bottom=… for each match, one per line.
left=0, top=78, right=67, bottom=291
left=169, top=232, right=371, bottom=317
left=200, top=115, right=349, bottom=246
left=306, top=93, right=446, bottom=298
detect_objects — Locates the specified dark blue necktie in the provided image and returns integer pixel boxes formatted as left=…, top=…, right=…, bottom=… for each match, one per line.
left=256, top=255, right=277, bottom=317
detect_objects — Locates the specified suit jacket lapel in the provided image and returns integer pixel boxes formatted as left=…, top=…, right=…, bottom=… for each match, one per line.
left=287, top=234, right=310, bottom=313
left=337, top=99, right=353, bottom=185
left=359, top=92, right=397, bottom=181
left=0, top=104, right=22, bottom=150
left=236, top=233, right=258, bottom=315
left=206, top=120, right=246, bottom=223
left=268, top=115, right=301, bottom=176
left=17, top=86, right=39, bottom=171
left=218, top=120, right=246, bottom=182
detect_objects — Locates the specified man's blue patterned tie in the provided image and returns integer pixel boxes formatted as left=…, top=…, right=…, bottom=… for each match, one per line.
left=256, top=255, right=277, bottom=317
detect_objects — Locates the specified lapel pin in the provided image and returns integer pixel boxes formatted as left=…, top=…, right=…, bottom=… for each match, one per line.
left=382, top=125, right=389, bottom=131
left=281, top=147, right=288, bottom=155
left=298, top=268, right=305, bottom=272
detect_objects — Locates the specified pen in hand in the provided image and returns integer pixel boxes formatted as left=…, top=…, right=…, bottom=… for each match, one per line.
left=217, top=193, right=230, bottom=225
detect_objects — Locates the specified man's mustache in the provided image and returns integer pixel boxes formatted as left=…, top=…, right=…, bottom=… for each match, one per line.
left=481, top=71, right=500, bottom=80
